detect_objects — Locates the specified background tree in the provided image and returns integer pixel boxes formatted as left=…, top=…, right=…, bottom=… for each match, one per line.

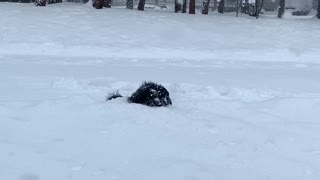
left=201, top=0, right=211, bottom=14
left=189, top=0, right=196, bottom=14
left=175, top=0, right=186, bottom=13
left=103, top=0, right=111, bottom=8
left=313, top=0, right=318, bottom=10
left=255, top=0, right=264, bottom=19
left=278, top=0, right=285, bottom=18
left=175, top=0, right=182, bottom=12
left=182, top=0, right=187, bottom=13
left=317, top=0, right=320, bottom=18
left=48, top=0, right=62, bottom=4
left=213, top=0, right=218, bottom=11
left=218, top=0, right=225, bottom=13
left=126, top=0, right=133, bottom=9
left=137, top=0, right=145, bottom=11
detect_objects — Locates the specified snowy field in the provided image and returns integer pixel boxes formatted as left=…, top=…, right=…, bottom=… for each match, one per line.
left=1, top=2, right=320, bottom=180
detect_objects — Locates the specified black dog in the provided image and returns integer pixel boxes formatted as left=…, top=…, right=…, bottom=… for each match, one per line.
left=107, top=81, right=172, bottom=107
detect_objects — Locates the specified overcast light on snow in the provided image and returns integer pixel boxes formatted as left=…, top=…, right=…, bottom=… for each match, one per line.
left=1, top=2, right=320, bottom=180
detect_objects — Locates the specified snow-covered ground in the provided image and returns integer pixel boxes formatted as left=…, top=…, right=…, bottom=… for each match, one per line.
left=1, top=2, right=320, bottom=180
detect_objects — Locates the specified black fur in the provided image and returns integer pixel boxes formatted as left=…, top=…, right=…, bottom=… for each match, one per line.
left=106, top=90, right=123, bottom=101
left=128, top=82, right=172, bottom=107
left=106, top=81, right=172, bottom=107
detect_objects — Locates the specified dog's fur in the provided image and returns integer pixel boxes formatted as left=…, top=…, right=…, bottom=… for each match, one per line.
left=107, top=81, right=172, bottom=107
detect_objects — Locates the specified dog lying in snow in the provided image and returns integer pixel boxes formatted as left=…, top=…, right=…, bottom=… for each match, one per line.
left=107, top=81, right=172, bottom=107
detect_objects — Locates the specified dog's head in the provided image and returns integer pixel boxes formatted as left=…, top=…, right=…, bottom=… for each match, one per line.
left=145, top=84, right=172, bottom=107
left=128, top=82, right=172, bottom=107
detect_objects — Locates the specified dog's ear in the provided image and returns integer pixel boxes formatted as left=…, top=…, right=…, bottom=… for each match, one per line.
left=142, top=81, right=160, bottom=89
left=142, top=81, right=149, bottom=87
left=106, top=90, right=123, bottom=101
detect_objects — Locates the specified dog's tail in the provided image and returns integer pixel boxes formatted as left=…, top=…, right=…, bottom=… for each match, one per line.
left=106, top=90, right=123, bottom=101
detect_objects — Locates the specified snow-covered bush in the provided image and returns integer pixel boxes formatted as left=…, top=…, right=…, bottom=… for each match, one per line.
left=35, top=0, right=46, bottom=6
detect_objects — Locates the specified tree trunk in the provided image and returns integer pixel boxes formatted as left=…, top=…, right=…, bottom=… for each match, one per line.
left=48, top=0, right=62, bottom=4
left=218, top=0, right=224, bottom=13
left=255, top=0, right=260, bottom=19
left=35, top=0, right=46, bottom=6
left=126, top=0, right=133, bottom=9
left=137, top=0, right=145, bottom=11
left=182, top=0, right=187, bottom=13
left=212, top=0, right=218, bottom=11
left=201, top=0, right=211, bottom=14
left=317, top=0, right=320, bottom=18
left=236, top=0, right=240, bottom=17
left=278, top=0, right=285, bottom=18
left=313, top=0, right=318, bottom=10
left=93, top=0, right=104, bottom=9
left=175, top=0, right=182, bottom=13
left=103, top=0, right=111, bottom=8
left=242, top=0, right=249, bottom=14
left=189, top=0, right=195, bottom=14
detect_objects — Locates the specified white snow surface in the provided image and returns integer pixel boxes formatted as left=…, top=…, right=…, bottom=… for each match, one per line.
left=1, top=2, right=320, bottom=180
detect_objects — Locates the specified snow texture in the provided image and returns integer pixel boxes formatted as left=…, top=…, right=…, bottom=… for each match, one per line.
left=1, top=2, right=320, bottom=180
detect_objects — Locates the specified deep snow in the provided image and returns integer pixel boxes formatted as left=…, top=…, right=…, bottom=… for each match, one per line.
left=1, top=2, right=320, bottom=180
